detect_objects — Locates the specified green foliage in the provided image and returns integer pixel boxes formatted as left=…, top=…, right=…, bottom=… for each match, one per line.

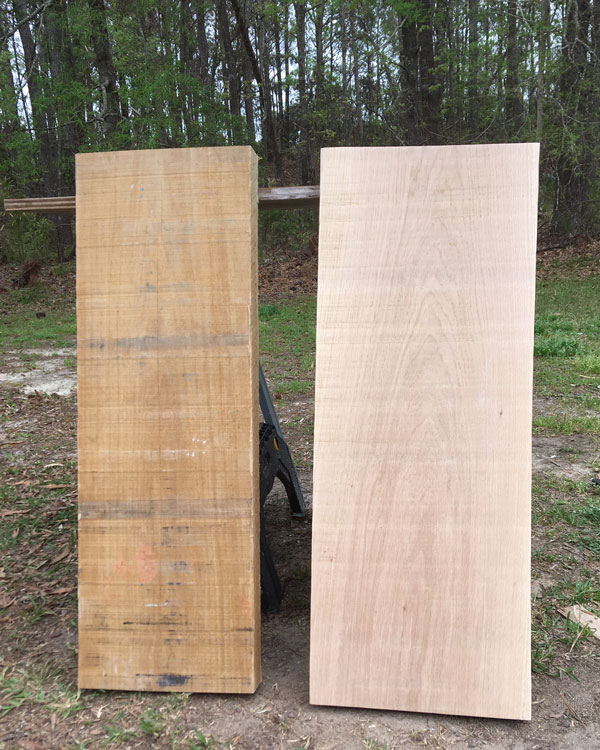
left=534, top=314, right=584, bottom=358
left=1, top=0, right=599, bottom=260
left=259, top=209, right=318, bottom=258
left=0, top=181, right=56, bottom=264
left=534, top=334, right=582, bottom=358
left=573, top=353, right=600, bottom=376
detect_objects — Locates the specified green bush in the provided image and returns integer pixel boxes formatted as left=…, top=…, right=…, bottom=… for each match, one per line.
left=0, top=179, right=58, bottom=264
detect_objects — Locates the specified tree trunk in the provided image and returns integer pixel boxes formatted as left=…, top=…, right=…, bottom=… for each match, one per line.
left=419, top=0, right=442, bottom=144
left=468, top=0, right=479, bottom=135
left=216, top=0, right=242, bottom=143
left=274, top=14, right=284, bottom=133
left=401, top=13, right=420, bottom=145
left=293, top=0, right=311, bottom=183
left=349, top=11, right=362, bottom=145
left=554, top=0, right=593, bottom=232
left=229, top=0, right=283, bottom=180
left=536, top=0, right=550, bottom=140
left=506, top=0, right=522, bottom=135
left=88, top=0, right=120, bottom=137
left=12, top=0, right=55, bottom=191
left=283, top=1, right=290, bottom=144
left=242, top=49, right=256, bottom=143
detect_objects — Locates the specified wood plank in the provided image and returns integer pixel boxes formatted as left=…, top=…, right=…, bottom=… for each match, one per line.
left=258, top=185, right=319, bottom=209
left=3, top=185, right=319, bottom=215
left=4, top=196, right=77, bottom=214
left=310, top=144, right=538, bottom=720
left=77, top=146, right=260, bottom=693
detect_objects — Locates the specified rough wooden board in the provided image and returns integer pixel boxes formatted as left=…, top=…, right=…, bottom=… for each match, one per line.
left=76, top=146, right=260, bottom=693
left=310, top=144, right=538, bottom=720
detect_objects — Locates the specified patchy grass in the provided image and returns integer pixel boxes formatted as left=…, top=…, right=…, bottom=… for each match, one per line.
left=1, top=256, right=600, bottom=745
left=0, top=659, right=86, bottom=719
left=529, top=275, right=600, bottom=678
left=0, top=284, right=75, bottom=349
left=573, top=352, right=600, bottom=376
left=533, top=414, right=600, bottom=434
left=535, top=276, right=600, bottom=396
left=259, top=296, right=316, bottom=400
left=531, top=475, right=600, bottom=676
left=259, top=297, right=316, bottom=361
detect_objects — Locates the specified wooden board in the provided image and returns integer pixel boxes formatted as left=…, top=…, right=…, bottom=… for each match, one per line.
left=76, top=146, right=260, bottom=693
left=3, top=185, right=319, bottom=215
left=310, top=144, right=538, bottom=720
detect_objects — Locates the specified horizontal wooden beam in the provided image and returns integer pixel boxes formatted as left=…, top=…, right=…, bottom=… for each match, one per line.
left=3, top=185, right=320, bottom=216
left=4, top=196, right=77, bottom=215
left=257, top=185, right=319, bottom=209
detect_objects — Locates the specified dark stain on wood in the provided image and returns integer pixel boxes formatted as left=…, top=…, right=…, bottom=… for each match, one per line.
left=157, top=673, right=191, bottom=687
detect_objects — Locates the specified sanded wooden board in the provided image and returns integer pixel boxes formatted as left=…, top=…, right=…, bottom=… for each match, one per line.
left=76, top=146, right=260, bottom=693
left=310, top=144, right=538, bottom=720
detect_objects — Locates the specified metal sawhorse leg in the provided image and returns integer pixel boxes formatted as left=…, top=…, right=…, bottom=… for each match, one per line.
left=259, top=362, right=306, bottom=612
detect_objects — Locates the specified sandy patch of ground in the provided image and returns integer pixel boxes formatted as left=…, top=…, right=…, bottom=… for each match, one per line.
left=0, top=348, right=76, bottom=396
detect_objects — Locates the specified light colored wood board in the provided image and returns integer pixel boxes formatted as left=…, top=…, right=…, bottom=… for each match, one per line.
left=76, top=146, right=260, bottom=693
left=558, top=606, right=600, bottom=641
left=310, top=144, right=538, bottom=720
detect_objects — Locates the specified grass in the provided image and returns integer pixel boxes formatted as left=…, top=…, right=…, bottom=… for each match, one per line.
left=0, top=660, right=86, bottom=719
left=259, top=297, right=316, bottom=360
left=573, top=352, right=600, bottom=375
left=533, top=477, right=600, bottom=553
left=535, top=276, right=600, bottom=395
left=0, top=257, right=600, bottom=741
left=259, top=296, right=316, bottom=399
left=531, top=475, right=600, bottom=675
left=533, top=414, right=600, bottom=434
left=0, top=284, right=75, bottom=349
left=532, top=575, right=600, bottom=677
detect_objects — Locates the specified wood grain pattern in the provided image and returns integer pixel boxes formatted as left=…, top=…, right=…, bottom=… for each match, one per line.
left=4, top=185, right=319, bottom=215
left=310, top=144, right=538, bottom=720
left=76, top=146, right=260, bottom=693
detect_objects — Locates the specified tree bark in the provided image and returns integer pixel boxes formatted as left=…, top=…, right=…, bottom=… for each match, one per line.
left=506, top=0, right=522, bottom=135
left=536, top=0, right=550, bottom=140
left=401, top=12, right=420, bottom=145
left=216, top=0, right=242, bottom=143
left=419, top=0, right=442, bottom=144
left=229, top=0, right=282, bottom=180
left=468, top=0, right=479, bottom=135
left=349, top=10, right=362, bottom=144
left=88, top=0, right=120, bottom=137
left=293, top=0, right=311, bottom=182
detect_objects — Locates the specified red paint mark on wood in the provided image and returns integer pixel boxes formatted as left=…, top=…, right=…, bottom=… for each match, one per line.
left=239, top=595, right=251, bottom=617
left=136, top=545, right=158, bottom=583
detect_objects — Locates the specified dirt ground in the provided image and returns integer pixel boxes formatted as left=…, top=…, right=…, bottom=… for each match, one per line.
left=0, top=246, right=599, bottom=750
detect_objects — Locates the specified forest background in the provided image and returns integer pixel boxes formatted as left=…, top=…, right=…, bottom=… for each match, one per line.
left=0, top=0, right=598, bottom=260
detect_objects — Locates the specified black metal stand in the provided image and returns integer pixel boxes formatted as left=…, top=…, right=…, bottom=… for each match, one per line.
left=259, top=362, right=306, bottom=613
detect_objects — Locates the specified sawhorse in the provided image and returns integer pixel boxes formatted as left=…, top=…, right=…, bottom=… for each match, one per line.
left=259, top=362, right=306, bottom=613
